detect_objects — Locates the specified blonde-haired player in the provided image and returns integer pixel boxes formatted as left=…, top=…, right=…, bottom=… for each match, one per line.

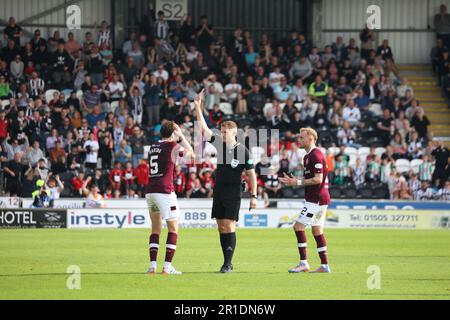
left=279, top=128, right=331, bottom=273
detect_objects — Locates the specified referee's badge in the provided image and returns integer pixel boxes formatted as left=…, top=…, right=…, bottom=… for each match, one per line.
left=231, top=159, right=240, bottom=168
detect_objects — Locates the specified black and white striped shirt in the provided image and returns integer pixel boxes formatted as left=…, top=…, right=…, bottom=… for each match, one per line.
left=154, top=20, right=170, bottom=40
left=29, top=78, right=45, bottom=98
left=130, top=96, right=143, bottom=116
left=98, top=30, right=111, bottom=47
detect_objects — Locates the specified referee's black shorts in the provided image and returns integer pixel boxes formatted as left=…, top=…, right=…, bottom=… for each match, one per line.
left=211, top=185, right=242, bottom=221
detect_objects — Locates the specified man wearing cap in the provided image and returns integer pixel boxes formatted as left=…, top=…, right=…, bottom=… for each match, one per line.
left=31, top=179, right=51, bottom=208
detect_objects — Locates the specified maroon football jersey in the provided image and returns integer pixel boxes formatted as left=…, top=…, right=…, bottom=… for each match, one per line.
left=303, top=148, right=331, bottom=205
left=147, top=140, right=184, bottom=194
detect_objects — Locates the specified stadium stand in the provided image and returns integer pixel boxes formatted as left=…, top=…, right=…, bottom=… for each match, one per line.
left=0, top=13, right=449, bottom=202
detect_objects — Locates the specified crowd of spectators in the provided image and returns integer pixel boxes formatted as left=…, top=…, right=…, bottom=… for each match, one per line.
left=0, top=11, right=449, bottom=203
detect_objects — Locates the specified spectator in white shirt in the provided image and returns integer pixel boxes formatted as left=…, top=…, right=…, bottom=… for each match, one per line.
left=342, top=99, right=361, bottom=127
left=83, top=132, right=99, bottom=170
left=291, top=78, right=308, bottom=103
left=269, top=66, right=284, bottom=89
left=224, top=76, right=242, bottom=104
left=108, top=74, right=125, bottom=101
left=337, top=121, right=357, bottom=146
left=416, top=181, right=434, bottom=200
left=435, top=180, right=450, bottom=200
left=187, top=45, right=200, bottom=63
left=286, top=142, right=306, bottom=172
left=153, top=64, right=169, bottom=82
left=408, top=172, right=422, bottom=200
left=396, top=78, right=414, bottom=99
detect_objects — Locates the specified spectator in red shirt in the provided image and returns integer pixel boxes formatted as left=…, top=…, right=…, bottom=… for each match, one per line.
left=122, top=161, right=135, bottom=190
left=71, top=171, right=89, bottom=196
left=134, top=158, right=150, bottom=196
left=104, top=185, right=113, bottom=199
left=209, top=104, right=224, bottom=127
left=199, top=168, right=215, bottom=198
left=185, top=171, right=197, bottom=194
left=0, top=110, right=9, bottom=143
left=109, top=161, right=123, bottom=192
left=49, top=141, right=66, bottom=164
left=173, top=165, right=186, bottom=196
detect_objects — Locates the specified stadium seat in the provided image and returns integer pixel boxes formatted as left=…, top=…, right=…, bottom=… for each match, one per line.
left=348, top=155, right=357, bottom=167
left=395, top=159, right=411, bottom=174
left=76, top=90, right=84, bottom=100
left=328, top=146, right=340, bottom=156
left=45, top=89, right=60, bottom=103
left=282, top=188, right=295, bottom=198
left=219, top=103, right=233, bottom=115
left=329, top=186, right=342, bottom=198
left=410, top=159, right=423, bottom=174
left=358, top=185, right=374, bottom=198
left=58, top=172, right=74, bottom=181
left=369, top=103, right=383, bottom=116
left=0, top=99, right=10, bottom=109
left=374, top=184, right=389, bottom=199
left=60, top=188, right=73, bottom=198
left=251, top=146, right=265, bottom=164
left=62, top=89, right=72, bottom=101
left=263, top=103, right=273, bottom=118
left=110, top=101, right=120, bottom=113
left=342, top=184, right=358, bottom=199
left=294, top=103, right=303, bottom=111
left=375, top=147, right=387, bottom=158
left=344, top=147, right=358, bottom=157
left=358, top=147, right=371, bottom=159
left=295, top=188, right=305, bottom=198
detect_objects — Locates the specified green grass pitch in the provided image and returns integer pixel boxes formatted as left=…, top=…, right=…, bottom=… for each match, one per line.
left=0, top=228, right=449, bottom=300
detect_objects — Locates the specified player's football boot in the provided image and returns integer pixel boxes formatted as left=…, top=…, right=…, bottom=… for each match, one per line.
left=220, top=264, right=233, bottom=274
left=146, top=267, right=157, bottom=275
left=310, top=265, right=331, bottom=273
left=288, top=262, right=310, bottom=273
left=162, top=265, right=182, bottom=275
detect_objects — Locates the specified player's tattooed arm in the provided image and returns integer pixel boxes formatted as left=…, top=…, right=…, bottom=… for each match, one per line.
left=194, top=89, right=213, bottom=140
left=279, top=173, right=323, bottom=187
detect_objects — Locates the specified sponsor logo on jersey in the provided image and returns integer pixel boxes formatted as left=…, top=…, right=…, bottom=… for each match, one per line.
left=231, top=159, right=240, bottom=168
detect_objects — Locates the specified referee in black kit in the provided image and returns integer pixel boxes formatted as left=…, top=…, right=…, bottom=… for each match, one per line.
left=194, top=90, right=258, bottom=273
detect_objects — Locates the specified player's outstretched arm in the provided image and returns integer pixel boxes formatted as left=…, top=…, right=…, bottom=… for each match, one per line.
left=194, top=89, right=213, bottom=141
left=174, top=124, right=194, bottom=160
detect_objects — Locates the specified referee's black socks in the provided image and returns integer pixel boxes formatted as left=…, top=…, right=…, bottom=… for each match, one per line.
left=220, top=233, right=236, bottom=266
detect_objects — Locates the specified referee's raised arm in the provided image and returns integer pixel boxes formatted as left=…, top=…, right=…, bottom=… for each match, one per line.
left=194, top=89, right=213, bottom=141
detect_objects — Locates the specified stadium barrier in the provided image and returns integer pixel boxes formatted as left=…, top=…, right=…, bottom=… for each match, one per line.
left=8, top=197, right=450, bottom=211
left=65, top=208, right=450, bottom=230
left=1, top=198, right=449, bottom=230
left=0, top=208, right=67, bottom=229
